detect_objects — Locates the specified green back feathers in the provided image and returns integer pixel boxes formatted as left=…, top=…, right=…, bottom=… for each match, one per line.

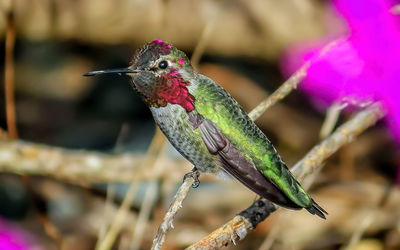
left=193, top=75, right=312, bottom=208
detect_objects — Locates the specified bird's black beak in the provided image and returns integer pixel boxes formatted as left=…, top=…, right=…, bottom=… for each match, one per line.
left=83, top=68, right=141, bottom=77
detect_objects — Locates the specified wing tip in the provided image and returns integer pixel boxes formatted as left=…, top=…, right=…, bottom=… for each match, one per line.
left=305, top=199, right=328, bottom=219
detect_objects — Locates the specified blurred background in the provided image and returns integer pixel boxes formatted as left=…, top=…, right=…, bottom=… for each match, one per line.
left=0, top=0, right=400, bottom=249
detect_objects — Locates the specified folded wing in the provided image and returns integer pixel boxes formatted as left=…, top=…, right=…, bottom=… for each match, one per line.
left=198, top=118, right=302, bottom=209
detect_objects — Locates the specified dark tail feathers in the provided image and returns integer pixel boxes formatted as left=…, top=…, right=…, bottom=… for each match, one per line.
left=305, top=199, right=328, bottom=219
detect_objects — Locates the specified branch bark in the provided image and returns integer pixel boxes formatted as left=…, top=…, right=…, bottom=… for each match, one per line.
left=248, top=40, right=340, bottom=121
left=151, top=177, right=195, bottom=250
left=186, top=104, right=385, bottom=249
left=247, top=62, right=309, bottom=121
left=0, top=139, right=187, bottom=184
left=4, top=2, right=18, bottom=138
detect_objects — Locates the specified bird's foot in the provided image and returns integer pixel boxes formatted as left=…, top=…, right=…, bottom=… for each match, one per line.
left=183, top=167, right=200, bottom=188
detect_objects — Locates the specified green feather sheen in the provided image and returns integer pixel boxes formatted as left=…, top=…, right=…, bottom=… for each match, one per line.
left=194, top=76, right=312, bottom=207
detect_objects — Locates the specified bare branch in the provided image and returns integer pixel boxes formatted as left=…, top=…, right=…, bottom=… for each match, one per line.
left=96, top=129, right=166, bottom=250
left=0, top=138, right=187, bottom=184
left=130, top=134, right=168, bottom=250
left=248, top=62, right=309, bottom=121
left=187, top=199, right=276, bottom=250
left=186, top=104, right=385, bottom=249
left=291, top=103, right=385, bottom=180
left=4, top=2, right=18, bottom=138
left=248, top=40, right=340, bottom=121
left=151, top=177, right=195, bottom=250
left=190, top=10, right=219, bottom=70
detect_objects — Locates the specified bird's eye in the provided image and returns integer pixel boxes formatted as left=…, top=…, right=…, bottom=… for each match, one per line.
left=158, top=60, right=168, bottom=69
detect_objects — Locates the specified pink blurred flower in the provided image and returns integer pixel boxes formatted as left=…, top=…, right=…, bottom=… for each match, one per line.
left=281, top=0, right=400, bottom=141
left=0, top=218, right=42, bottom=250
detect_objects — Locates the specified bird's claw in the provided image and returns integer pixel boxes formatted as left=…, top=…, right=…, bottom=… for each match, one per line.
left=183, top=168, right=200, bottom=188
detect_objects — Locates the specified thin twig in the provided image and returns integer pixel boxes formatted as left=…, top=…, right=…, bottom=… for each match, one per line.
left=190, top=13, right=219, bottom=70
left=190, top=0, right=222, bottom=69
left=151, top=177, right=195, bottom=250
left=96, top=182, right=140, bottom=250
left=343, top=184, right=393, bottom=250
left=186, top=104, right=385, bottom=249
left=130, top=143, right=168, bottom=250
left=344, top=212, right=375, bottom=250
left=291, top=104, right=385, bottom=180
left=97, top=123, right=129, bottom=247
left=248, top=61, right=310, bottom=121
left=130, top=181, right=159, bottom=250
left=248, top=40, right=340, bottom=121
left=4, top=2, right=18, bottom=138
left=319, top=102, right=347, bottom=139
left=96, top=183, right=116, bottom=247
left=96, top=128, right=166, bottom=250
left=257, top=217, right=283, bottom=250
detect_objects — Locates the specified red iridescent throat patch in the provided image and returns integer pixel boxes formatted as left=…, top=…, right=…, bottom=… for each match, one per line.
left=156, top=70, right=195, bottom=111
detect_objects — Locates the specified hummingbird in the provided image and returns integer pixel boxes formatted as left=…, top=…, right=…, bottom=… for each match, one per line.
left=85, top=39, right=327, bottom=219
